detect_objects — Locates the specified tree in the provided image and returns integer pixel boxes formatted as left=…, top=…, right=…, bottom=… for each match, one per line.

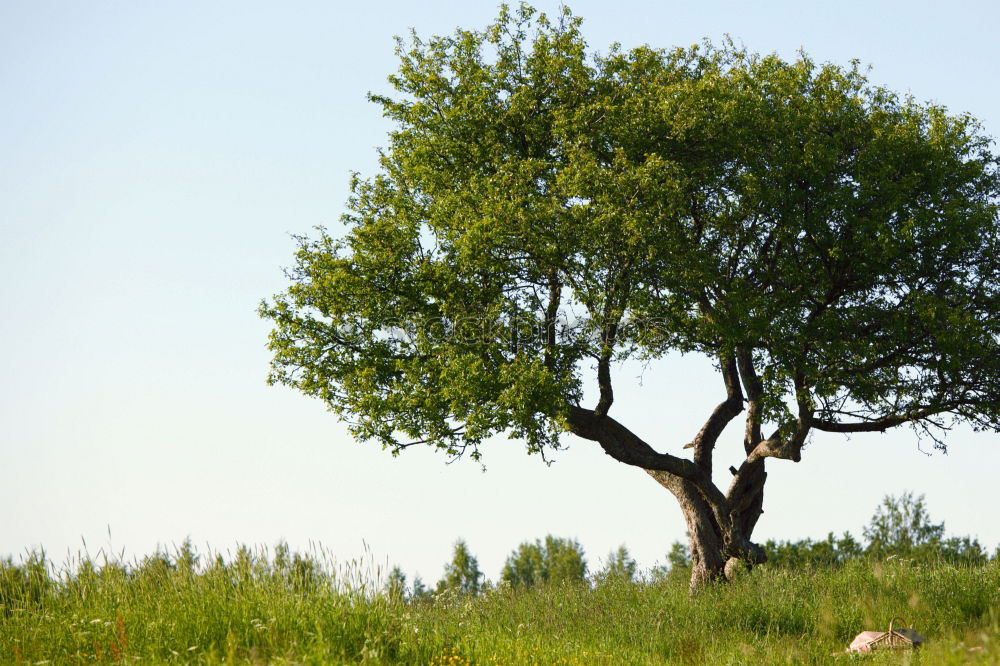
left=384, top=565, right=408, bottom=601
left=500, top=535, right=587, bottom=588
left=411, top=574, right=431, bottom=602
left=762, top=532, right=863, bottom=568
left=260, top=4, right=1000, bottom=591
left=666, top=541, right=692, bottom=571
left=762, top=494, right=987, bottom=566
left=863, top=492, right=943, bottom=558
left=595, top=545, right=637, bottom=584
left=436, top=540, right=483, bottom=596
left=863, top=492, right=987, bottom=563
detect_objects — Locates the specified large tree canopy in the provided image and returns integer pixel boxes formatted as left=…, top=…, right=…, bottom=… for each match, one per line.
left=261, top=5, right=1000, bottom=589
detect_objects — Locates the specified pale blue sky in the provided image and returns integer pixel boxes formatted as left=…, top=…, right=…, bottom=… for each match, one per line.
left=2, top=0, right=999, bottom=582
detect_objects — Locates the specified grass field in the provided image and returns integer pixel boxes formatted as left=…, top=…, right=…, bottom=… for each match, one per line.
left=2, top=545, right=998, bottom=664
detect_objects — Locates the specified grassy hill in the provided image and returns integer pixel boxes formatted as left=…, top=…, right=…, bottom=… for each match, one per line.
left=3, top=545, right=998, bottom=664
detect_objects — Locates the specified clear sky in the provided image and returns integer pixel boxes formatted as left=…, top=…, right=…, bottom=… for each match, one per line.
left=2, top=0, right=999, bottom=584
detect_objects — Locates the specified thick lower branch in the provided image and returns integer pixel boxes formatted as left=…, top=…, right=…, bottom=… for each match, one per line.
left=566, top=406, right=733, bottom=528
left=567, top=406, right=702, bottom=479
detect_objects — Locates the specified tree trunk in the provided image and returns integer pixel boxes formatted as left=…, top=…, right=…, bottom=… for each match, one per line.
left=648, top=465, right=767, bottom=593
left=563, top=404, right=771, bottom=592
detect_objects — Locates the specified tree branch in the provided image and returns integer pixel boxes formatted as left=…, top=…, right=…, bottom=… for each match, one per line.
left=811, top=391, right=1000, bottom=434
left=394, top=426, right=467, bottom=449
left=745, top=375, right=813, bottom=463
left=595, top=351, right=614, bottom=416
left=566, top=406, right=728, bottom=510
left=690, top=354, right=743, bottom=473
left=725, top=457, right=767, bottom=541
left=813, top=412, right=927, bottom=433
left=543, top=271, right=561, bottom=370
left=736, top=347, right=763, bottom=454
left=594, top=320, right=618, bottom=416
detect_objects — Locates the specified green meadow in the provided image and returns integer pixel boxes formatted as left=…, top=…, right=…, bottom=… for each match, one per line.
left=3, top=544, right=998, bottom=665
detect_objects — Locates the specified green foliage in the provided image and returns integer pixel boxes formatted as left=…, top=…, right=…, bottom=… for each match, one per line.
left=436, top=539, right=484, bottom=596
left=500, top=535, right=588, bottom=589
left=595, top=545, right=637, bottom=584
left=666, top=541, right=691, bottom=570
left=762, top=532, right=864, bottom=568
left=261, top=2, right=1000, bottom=466
left=261, top=4, right=593, bottom=459
left=647, top=541, right=694, bottom=583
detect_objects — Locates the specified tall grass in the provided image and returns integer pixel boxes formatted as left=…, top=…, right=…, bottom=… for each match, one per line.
left=2, top=544, right=998, bottom=664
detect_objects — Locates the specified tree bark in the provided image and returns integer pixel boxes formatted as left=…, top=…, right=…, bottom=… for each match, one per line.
left=647, top=470, right=727, bottom=590
left=723, top=459, right=767, bottom=581
left=649, top=462, right=768, bottom=592
left=566, top=404, right=780, bottom=592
